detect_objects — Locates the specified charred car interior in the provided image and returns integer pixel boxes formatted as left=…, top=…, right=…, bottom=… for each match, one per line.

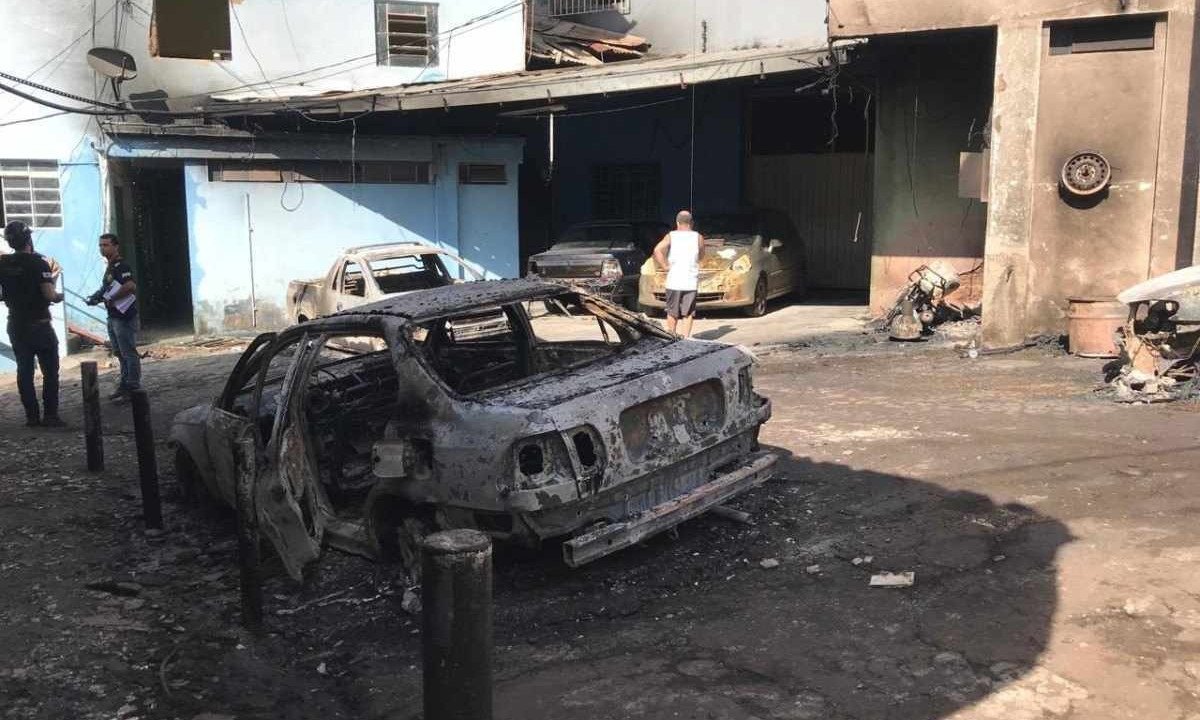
left=170, top=279, right=776, bottom=580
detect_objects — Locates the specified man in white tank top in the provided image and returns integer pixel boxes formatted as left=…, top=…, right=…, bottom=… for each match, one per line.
left=652, top=210, right=705, bottom=337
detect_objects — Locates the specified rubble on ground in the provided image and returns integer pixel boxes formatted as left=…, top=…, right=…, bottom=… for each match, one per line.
left=1109, top=266, right=1200, bottom=403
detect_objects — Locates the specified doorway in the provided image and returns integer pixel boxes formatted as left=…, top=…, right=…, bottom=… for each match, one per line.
left=111, top=161, right=194, bottom=338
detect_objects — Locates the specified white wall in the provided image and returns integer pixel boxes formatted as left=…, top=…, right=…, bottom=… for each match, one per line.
left=0, top=0, right=527, bottom=161
left=537, top=0, right=828, bottom=54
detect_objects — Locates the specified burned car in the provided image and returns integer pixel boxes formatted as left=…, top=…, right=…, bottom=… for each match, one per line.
left=1112, top=265, right=1200, bottom=401
left=526, top=220, right=670, bottom=309
left=170, top=279, right=775, bottom=580
left=638, top=209, right=805, bottom=317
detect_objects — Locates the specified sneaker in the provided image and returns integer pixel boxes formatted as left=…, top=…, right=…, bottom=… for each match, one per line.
left=41, top=415, right=66, bottom=428
left=108, top=388, right=128, bottom=401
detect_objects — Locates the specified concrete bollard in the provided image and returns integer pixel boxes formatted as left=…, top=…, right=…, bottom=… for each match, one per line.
left=129, top=389, right=163, bottom=530
left=234, top=433, right=263, bottom=629
left=80, top=362, right=103, bottom=471
left=421, top=529, right=493, bottom=720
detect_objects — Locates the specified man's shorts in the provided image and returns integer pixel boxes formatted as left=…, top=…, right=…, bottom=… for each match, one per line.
left=665, top=289, right=698, bottom=319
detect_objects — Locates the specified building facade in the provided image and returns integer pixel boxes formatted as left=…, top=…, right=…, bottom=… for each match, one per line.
left=829, top=0, right=1200, bottom=347
left=0, top=0, right=527, bottom=354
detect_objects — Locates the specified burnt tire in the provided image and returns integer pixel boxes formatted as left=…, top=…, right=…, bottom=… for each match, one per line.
left=745, top=276, right=768, bottom=317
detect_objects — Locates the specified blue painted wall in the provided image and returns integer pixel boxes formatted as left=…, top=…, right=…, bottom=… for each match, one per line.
left=183, top=138, right=523, bottom=334
left=0, top=141, right=107, bottom=373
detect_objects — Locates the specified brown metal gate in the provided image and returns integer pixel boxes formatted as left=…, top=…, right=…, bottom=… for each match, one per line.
left=747, top=153, right=873, bottom=291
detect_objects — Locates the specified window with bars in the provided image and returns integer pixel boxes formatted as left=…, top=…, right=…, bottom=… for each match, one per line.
left=458, top=164, right=507, bottom=185
left=547, top=0, right=630, bottom=18
left=375, top=1, right=439, bottom=67
left=207, top=160, right=431, bottom=184
left=0, top=160, right=62, bottom=229
left=592, top=164, right=660, bottom=220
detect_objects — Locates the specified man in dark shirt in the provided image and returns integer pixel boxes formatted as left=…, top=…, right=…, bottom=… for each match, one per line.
left=0, top=221, right=65, bottom=427
left=87, top=233, right=140, bottom=401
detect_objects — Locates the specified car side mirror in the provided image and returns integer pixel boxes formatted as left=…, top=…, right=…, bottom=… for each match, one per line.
left=768, top=239, right=783, bottom=253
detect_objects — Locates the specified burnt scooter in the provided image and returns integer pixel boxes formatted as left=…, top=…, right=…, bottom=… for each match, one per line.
left=881, top=262, right=963, bottom=341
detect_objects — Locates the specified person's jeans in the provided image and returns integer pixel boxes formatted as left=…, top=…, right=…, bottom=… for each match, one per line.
left=8, top=320, right=59, bottom=420
left=107, top=313, right=142, bottom=392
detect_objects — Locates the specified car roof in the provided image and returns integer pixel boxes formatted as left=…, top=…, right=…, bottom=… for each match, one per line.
left=344, top=242, right=447, bottom=260
left=322, top=278, right=565, bottom=323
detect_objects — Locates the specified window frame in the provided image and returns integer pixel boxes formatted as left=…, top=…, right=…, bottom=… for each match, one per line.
left=375, top=1, right=439, bottom=68
left=547, top=0, right=630, bottom=18
left=458, top=163, right=508, bottom=185
left=150, top=0, right=233, bottom=61
left=0, top=160, right=63, bottom=230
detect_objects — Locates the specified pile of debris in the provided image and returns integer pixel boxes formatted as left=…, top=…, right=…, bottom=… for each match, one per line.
left=1110, top=266, right=1200, bottom=403
left=530, top=17, right=650, bottom=68
left=878, top=261, right=980, bottom=341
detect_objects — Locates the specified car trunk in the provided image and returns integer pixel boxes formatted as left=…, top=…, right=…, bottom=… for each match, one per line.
left=478, top=338, right=726, bottom=410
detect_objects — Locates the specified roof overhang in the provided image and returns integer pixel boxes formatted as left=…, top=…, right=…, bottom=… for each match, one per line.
left=207, top=45, right=830, bottom=117
left=102, top=128, right=523, bottom=161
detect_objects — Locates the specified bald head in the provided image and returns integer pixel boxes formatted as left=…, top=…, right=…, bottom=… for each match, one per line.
left=675, top=210, right=693, bottom=229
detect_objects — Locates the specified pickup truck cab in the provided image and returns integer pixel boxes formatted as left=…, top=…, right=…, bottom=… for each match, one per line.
left=287, top=243, right=482, bottom=323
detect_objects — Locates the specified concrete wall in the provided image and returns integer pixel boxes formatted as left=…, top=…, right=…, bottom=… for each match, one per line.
left=536, top=0, right=827, bottom=54
left=181, top=138, right=523, bottom=334
left=830, top=0, right=1200, bottom=346
left=868, top=35, right=992, bottom=313
left=830, top=0, right=1184, bottom=36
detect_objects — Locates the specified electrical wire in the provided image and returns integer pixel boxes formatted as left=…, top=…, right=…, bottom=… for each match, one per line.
left=0, top=111, right=71, bottom=127
left=554, top=95, right=687, bottom=118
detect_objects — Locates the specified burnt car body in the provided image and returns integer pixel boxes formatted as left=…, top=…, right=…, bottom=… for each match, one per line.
left=1113, top=265, right=1200, bottom=400
left=170, top=279, right=775, bottom=579
left=638, top=209, right=805, bottom=317
left=526, top=220, right=670, bottom=308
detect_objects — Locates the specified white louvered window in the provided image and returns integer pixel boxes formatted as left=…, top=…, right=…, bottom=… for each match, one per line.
left=548, top=0, right=630, bottom=17
left=376, top=1, right=439, bottom=67
left=0, top=160, right=62, bottom=229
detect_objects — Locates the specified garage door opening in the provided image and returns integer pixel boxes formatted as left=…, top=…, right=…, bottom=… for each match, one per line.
left=746, top=83, right=875, bottom=301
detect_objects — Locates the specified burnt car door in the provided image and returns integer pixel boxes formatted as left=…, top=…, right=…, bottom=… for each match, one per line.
left=758, top=213, right=792, bottom=297
left=204, top=333, right=276, bottom=506
left=242, top=330, right=331, bottom=580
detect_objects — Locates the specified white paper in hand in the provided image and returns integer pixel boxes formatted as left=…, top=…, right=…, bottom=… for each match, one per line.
left=103, top=280, right=136, bottom=314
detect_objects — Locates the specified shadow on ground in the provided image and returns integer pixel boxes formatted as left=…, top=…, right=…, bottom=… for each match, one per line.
left=484, top=447, right=1072, bottom=720
left=0, top=347, right=1070, bottom=720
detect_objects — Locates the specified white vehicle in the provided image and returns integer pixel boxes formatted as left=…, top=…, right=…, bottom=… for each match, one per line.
left=287, top=243, right=482, bottom=323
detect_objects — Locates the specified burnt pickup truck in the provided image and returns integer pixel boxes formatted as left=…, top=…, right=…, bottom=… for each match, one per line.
left=287, top=243, right=482, bottom=323
left=170, top=279, right=775, bottom=579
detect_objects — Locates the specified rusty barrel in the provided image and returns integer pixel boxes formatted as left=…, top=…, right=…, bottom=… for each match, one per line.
left=1066, top=297, right=1126, bottom=358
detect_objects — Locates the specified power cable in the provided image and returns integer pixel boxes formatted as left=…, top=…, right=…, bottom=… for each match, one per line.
left=0, top=111, right=71, bottom=128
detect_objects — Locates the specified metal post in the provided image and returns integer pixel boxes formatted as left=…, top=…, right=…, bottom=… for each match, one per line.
left=80, top=361, right=103, bottom=471
left=422, top=529, right=493, bottom=720
left=245, top=193, right=258, bottom=329
left=129, top=389, right=162, bottom=530
left=235, top=433, right=263, bottom=629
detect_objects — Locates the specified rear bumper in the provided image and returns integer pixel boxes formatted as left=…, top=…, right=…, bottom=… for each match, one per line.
left=562, top=449, right=777, bottom=567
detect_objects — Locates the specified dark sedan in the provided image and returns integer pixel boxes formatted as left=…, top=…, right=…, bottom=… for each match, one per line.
left=526, top=220, right=670, bottom=309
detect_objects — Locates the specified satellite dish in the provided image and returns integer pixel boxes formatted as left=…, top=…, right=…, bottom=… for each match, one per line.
left=87, top=48, right=138, bottom=81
